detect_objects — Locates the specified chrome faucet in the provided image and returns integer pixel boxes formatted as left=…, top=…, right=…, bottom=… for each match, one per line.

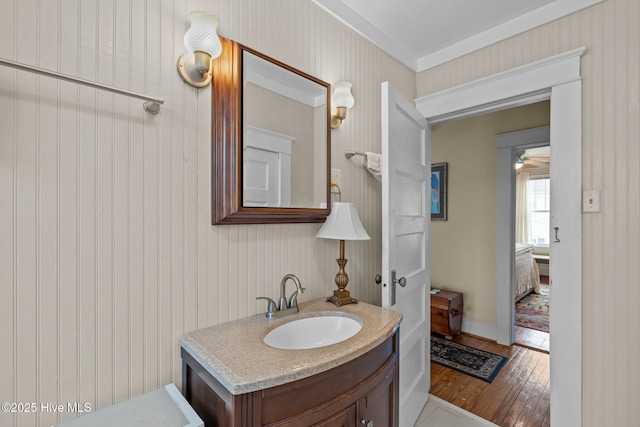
left=279, top=274, right=305, bottom=310
left=257, top=274, right=305, bottom=319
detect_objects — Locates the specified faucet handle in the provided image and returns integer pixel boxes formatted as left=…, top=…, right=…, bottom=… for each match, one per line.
left=256, top=297, right=277, bottom=319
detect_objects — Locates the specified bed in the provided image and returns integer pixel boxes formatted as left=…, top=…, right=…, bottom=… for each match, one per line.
left=515, top=243, right=541, bottom=301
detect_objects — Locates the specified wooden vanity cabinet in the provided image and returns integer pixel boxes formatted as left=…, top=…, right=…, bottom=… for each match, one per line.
left=181, top=331, right=399, bottom=427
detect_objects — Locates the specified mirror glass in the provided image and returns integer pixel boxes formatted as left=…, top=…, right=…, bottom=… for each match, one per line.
left=242, top=51, right=328, bottom=209
left=210, top=38, right=331, bottom=225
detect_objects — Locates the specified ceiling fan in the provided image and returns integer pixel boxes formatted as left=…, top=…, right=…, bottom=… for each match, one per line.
left=516, top=146, right=550, bottom=169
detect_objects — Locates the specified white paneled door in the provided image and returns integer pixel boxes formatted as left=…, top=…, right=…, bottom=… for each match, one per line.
left=243, top=147, right=285, bottom=207
left=381, top=82, right=430, bottom=427
left=243, top=126, right=293, bottom=207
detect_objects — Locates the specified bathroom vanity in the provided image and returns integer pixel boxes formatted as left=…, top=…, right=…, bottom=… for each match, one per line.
left=180, top=298, right=402, bottom=427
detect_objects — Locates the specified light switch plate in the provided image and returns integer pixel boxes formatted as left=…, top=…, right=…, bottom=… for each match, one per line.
left=582, top=190, right=600, bottom=212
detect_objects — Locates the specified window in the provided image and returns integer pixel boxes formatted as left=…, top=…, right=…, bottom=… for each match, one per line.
left=527, top=177, right=550, bottom=250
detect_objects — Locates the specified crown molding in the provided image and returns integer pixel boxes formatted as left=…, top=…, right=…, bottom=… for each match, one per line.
left=313, top=0, right=602, bottom=73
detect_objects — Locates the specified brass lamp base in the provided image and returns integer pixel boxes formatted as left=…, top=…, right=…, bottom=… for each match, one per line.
left=326, top=240, right=358, bottom=307
left=326, top=291, right=358, bottom=307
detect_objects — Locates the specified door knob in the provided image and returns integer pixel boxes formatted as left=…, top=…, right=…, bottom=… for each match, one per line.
left=361, top=420, right=373, bottom=427
left=392, top=270, right=406, bottom=287
left=375, top=274, right=382, bottom=285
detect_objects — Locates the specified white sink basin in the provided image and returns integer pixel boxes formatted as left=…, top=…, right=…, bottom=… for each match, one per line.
left=263, top=315, right=362, bottom=350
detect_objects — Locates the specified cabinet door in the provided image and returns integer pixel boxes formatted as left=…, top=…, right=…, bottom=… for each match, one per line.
left=357, top=363, right=398, bottom=427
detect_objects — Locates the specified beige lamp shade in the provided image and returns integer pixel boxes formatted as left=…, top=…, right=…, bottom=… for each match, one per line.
left=316, top=202, right=370, bottom=241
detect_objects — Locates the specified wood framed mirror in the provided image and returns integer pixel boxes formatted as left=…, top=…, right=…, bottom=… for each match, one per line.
left=211, top=37, right=331, bottom=225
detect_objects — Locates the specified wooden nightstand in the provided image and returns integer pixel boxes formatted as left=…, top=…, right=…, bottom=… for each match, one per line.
left=430, top=290, right=463, bottom=340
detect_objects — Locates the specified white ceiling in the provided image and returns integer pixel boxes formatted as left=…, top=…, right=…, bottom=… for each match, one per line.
left=312, top=0, right=601, bottom=72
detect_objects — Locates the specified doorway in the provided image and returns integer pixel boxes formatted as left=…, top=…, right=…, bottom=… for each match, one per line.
left=415, top=47, right=585, bottom=426
left=498, top=127, right=551, bottom=353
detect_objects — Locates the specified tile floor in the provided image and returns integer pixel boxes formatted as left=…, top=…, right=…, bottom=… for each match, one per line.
left=414, top=395, right=499, bottom=427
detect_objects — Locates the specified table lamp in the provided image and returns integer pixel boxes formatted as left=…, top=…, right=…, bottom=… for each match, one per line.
left=316, top=202, right=370, bottom=306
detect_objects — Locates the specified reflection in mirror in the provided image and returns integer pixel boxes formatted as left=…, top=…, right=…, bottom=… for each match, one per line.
left=243, top=51, right=328, bottom=208
left=210, top=37, right=331, bottom=225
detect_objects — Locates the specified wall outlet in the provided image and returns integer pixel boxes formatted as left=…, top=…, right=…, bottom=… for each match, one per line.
left=331, top=169, right=341, bottom=193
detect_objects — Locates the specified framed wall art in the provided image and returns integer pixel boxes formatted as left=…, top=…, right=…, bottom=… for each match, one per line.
left=431, top=162, right=448, bottom=221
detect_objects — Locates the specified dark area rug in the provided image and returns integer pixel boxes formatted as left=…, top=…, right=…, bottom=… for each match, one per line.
left=515, top=284, right=549, bottom=333
left=430, top=336, right=509, bottom=383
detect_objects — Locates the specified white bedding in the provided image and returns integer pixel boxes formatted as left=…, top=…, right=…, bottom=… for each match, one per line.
left=515, top=243, right=541, bottom=300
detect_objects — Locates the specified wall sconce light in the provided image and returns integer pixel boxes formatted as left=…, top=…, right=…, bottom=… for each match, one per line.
left=177, top=12, right=222, bottom=88
left=331, top=81, right=355, bottom=128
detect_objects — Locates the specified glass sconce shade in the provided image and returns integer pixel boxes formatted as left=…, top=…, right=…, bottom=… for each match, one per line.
left=183, top=11, right=222, bottom=59
left=332, top=81, right=355, bottom=110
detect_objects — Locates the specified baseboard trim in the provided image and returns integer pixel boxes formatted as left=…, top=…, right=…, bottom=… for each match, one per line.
left=461, top=317, right=496, bottom=341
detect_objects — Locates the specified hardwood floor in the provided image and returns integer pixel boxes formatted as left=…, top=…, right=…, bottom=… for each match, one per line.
left=515, top=326, right=549, bottom=353
left=430, top=333, right=550, bottom=427
left=515, top=275, right=550, bottom=353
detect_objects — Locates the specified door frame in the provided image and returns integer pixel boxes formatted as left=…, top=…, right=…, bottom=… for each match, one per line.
left=415, top=47, right=586, bottom=427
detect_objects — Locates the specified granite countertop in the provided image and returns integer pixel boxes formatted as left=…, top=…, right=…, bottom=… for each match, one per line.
left=180, top=298, right=403, bottom=395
